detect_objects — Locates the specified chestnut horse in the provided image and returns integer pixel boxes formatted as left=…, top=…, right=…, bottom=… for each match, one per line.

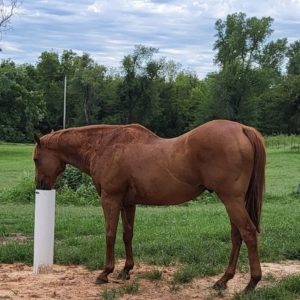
left=33, top=120, right=265, bottom=291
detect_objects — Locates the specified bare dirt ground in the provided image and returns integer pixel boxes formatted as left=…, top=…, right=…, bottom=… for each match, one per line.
left=1, top=260, right=300, bottom=300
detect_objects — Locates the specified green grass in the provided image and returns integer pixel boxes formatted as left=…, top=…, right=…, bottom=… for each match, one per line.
left=0, top=143, right=34, bottom=190
left=0, top=193, right=299, bottom=276
left=234, top=275, right=300, bottom=300
left=266, top=149, right=300, bottom=196
left=140, top=269, right=162, bottom=281
left=101, top=280, right=140, bottom=300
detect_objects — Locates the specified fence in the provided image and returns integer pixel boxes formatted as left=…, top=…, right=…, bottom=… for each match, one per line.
left=264, top=134, right=300, bottom=152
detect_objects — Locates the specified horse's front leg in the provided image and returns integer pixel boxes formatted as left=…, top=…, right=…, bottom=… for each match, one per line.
left=118, top=205, right=136, bottom=280
left=96, top=193, right=121, bottom=284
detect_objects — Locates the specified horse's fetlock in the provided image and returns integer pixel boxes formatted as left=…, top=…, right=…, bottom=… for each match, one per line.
left=251, top=274, right=262, bottom=283
left=225, top=272, right=235, bottom=280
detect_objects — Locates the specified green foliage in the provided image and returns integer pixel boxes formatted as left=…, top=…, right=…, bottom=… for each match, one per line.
left=0, top=175, right=99, bottom=206
left=55, top=165, right=92, bottom=190
left=0, top=61, right=46, bottom=142
left=0, top=174, right=35, bottom=203
left=57, top=184, right=99, bottom=206
left=287, top=40, right=300, bottom=75
left=212, top=13, right=289, bottom=125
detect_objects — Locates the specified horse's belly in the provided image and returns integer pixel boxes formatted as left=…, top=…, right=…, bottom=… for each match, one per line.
left=129, top=175, right=204, bottom=206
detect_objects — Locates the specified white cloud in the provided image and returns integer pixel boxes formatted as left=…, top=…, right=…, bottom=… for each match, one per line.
left=0, top=41, right=23, bottom=52
left=87, top=2, right=103, bottom=13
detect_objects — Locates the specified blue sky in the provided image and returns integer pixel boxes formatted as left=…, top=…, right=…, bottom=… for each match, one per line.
left=1, top=0, right=300, bottom=77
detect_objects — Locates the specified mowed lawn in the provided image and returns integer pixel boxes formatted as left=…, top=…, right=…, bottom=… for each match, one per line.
left=0, top=143, right=34, bottom=190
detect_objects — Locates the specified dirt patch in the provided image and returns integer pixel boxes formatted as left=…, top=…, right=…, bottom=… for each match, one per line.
left=0, top=260, right=300, bottom=300
left=0, top=234, right=30, bottom=246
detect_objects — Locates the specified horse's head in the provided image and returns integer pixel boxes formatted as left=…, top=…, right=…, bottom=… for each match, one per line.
left=33, top=134, right=66, bottom=190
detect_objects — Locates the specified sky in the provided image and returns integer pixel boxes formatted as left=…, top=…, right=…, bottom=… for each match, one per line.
left=1, top=0, right=300, bottom=78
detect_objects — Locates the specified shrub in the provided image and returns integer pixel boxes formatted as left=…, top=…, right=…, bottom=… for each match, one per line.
left=55, top=165, right=93, bottom=190
left=0, top=167, right=99, bottom=206
left=0, top=174, right=35, bottom=203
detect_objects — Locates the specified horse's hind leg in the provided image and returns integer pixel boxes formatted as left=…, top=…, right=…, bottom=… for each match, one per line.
left=118, top=205, right=136, bottom=280
left=213, top=222, right=242, bottom=290
left=96, top=194, right=121, bottom=284
left=217, top=196, right=262, bottom=292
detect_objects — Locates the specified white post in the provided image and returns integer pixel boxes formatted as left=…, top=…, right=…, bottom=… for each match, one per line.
left=63, top=75, right=67, bottom=129
left=33, top=189, right=56, bottom=274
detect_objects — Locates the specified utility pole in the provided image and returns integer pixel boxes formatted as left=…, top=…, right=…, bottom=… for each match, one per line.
left=63, top=75, right=67, bottom=129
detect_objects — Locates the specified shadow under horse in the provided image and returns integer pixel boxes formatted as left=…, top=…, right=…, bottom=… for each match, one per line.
left=33, top=119, right=265, bottom=292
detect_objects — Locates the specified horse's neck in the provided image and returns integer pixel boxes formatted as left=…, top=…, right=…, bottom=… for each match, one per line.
left=47, top=130, right=95, bottom=175
left=47, top=125, right=158, bottom=174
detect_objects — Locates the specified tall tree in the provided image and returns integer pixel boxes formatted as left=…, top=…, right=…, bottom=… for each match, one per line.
left=36, top=51, right=64, bottom=132
left=119, top=45, right=161, bottom=124
left=287, top=40, right=300, bottom=75
left=69, top=53, right=107, bottom=125
left=212, top=13, right=287, bottom=122
left=0, top=60, right=45, bottom=141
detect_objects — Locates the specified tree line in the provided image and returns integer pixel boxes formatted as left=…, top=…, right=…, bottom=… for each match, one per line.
left=0, top=12, right=299, bottom=142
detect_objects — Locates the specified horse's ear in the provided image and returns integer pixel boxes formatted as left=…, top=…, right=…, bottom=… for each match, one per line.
left=33, top=133, right=41, bottom=146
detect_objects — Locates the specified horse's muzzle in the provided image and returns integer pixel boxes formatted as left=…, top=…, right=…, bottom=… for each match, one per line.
left=36, top=180, right=52, bottom=190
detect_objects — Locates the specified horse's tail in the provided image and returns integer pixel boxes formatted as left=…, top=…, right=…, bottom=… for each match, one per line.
left=242, top=126, right=266, bottom=233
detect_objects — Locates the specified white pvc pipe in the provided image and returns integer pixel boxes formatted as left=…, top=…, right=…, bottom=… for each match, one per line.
left=33, top=189, right=56, bottom=274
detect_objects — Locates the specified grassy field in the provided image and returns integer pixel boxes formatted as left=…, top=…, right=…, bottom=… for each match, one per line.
left=0, top=141, right=300, bottom=299
left=0, top=143, right=34, bottom=190
left=1, top=195, right=300, bottom=271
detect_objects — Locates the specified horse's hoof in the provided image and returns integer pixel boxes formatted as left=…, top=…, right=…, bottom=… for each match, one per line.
left=213, top=281, right=227, bottom=290
left=95, top=276, right=109, bottom=284
left=244, top=277, right=260, bottom=292
left=244, top=282, right=256, bottom=293
left=117, top=270, right=130, bottom=281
